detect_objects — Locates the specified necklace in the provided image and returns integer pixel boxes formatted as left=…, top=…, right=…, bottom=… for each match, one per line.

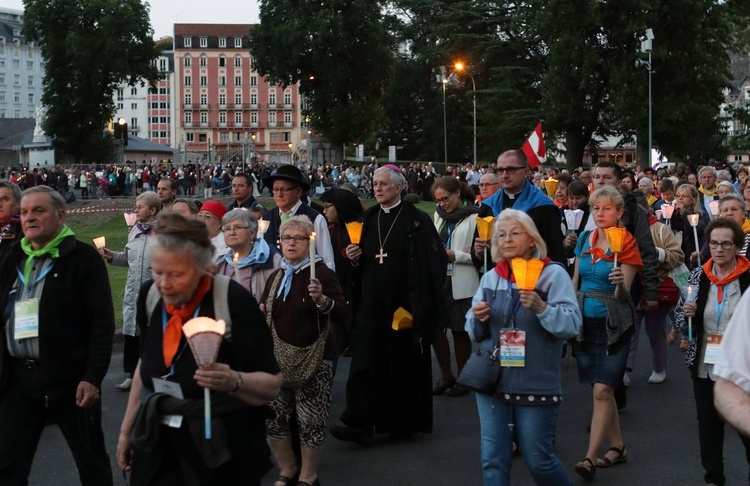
left=376, top=206, right=403, bottom=264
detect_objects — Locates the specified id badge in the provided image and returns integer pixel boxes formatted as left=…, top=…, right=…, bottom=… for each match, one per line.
left=152, top=378, right=184, bottom=428
left=446, top=263, right=453, bottom=277
left=703, top=333, right=723, bottom=365
left=499, top=330, right=526, bottom=367
left=14, top=298, right=40, bottom=340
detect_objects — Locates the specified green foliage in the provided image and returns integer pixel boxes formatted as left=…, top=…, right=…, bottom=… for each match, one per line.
left=22, top=0, right=161, bottom=163
left=249, top=0, right=395, bottom=145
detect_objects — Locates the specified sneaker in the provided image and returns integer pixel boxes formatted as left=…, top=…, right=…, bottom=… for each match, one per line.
left=648, top=371, right=667, bottom=384
left=623, top=373, right=631, bottom=387
left=115, top=378, right=133, bottom=391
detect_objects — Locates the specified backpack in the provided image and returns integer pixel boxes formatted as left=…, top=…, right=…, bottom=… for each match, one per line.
left=144, top=274, right=233, bottom=340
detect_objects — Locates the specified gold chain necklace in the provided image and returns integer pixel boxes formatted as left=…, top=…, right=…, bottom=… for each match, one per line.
left=375, top=206, right=403, bottom=264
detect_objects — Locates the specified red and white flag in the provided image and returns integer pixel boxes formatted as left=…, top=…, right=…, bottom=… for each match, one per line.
left=521, top=122, right=546, bottom=168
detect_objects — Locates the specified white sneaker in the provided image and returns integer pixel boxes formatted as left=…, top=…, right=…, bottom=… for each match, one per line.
left=115, top=378, right=133, bottom=390
left=648, top=371, right=666, bottom=384
left=623, top=373, right=631, bottom=387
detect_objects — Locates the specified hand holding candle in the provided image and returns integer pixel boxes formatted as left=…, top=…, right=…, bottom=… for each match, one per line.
left=476, top=216, right=495, bottom=274
left=687, top=214, right=702, bottom=267
left=93, top=236, right=106, bottom=255
left=309, top=232, right=316, bottom=280
left=232, top=252, right=241, bottom=284
left=257, top=219, right=270, bottom=237
left=661, top=203, right=675, bottom=223
left=345, top=221, right=363, bottom=245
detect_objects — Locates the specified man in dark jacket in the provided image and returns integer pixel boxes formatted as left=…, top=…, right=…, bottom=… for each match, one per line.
left=0, top=186, right=114, bottom=485
left=0, top=180, right=22, bottom=268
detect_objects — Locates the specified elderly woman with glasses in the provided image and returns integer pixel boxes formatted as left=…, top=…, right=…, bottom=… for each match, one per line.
left=216, top=209, right=281, bottom=300
left=260, top=215, right=346, bottom=486
left=674, top=218, right=750, bottom=486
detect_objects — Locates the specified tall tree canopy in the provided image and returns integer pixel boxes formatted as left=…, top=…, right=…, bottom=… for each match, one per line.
left=23, top=0, right=161, bottom=162
left=249, top=0, right=394, bottom=146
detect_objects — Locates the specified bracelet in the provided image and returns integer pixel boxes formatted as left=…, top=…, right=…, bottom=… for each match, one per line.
left=230, top=371, right=243, bottom=393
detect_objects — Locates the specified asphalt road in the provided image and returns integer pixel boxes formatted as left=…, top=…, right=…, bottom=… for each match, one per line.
left=30, top=332, right=750, bottom=485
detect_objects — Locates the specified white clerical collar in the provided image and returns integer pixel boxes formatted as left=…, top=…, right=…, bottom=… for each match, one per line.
left=380, top=200, right=402, bottom=214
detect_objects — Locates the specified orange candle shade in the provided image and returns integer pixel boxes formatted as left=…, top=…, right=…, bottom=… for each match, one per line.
left=544, top=179, right=559, bottom=197
left=511, top=257, right=545, bottom=291
left=604, top=227, right=627, bottom=253
left=345, top=221, right=363, bottom=244
left=391, top=307, right=414, bottom=331
left=476, top=216, right=495, bottom=242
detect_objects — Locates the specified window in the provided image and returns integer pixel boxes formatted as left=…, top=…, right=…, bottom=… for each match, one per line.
left=269, top=93, right=276, bottom=106
left=200, top=94, right=207, bottom=105
left=234, top=56, right=242, bottom=67
left=199, top=133, right=207, bottom=142
left=130, top=117, right=137, bottom=128
left=12, top=59, right=19, bottom=68
left=27, top=76, right=33, bottom=87
left=270, top=132, right=279, bottom=142
left=199, top=37, right=207, bottom=48
left=200, top=56, right=207, bottom=67
left=235, top=93, right=242, bottom=105
left=186, top=133, right=194, bottom=142
left=150, top=131, right=158, bottom=138
left=218, top=75, right=226, bottom=86
left=220, top=132, right=229, bottom=142
left=234, top=37, right=242, bottom=48
left=284, top=93, right=292, bottom=105
left=13, top=92, right=19, bottom=102
left=234, top=76, right=241, bottom=86
left=250, top=93, right=257, bottom=105
left=233, top=132, right=241, bottom=141
left=251, top=59, right=257, bottom=70
left=117, top=88, right=124, bottom=101
left=160, top=131, right=168, bottom=138
left=200, top=112, right=207, bottom=124
left=250, top=76, right=257, bottom=87
left=185, top=112, right=192, bottom=124
left=26, top=60, right=32, bottom=70
left=200, top=76, right=207, bottom=86
left=251, top=111, right=257, bottom=123
left=150, top=102, right=158, bottom=109
left=160, top=116, right=169, bottom=123
left=159, top=87, right=169, bottom=95
left=219, top=112, right=226, bottom=124
left=14, top=109, right=20, bottom=118
left=131, top=87, right=137, bottom=95
left=235, top=112, right=242, bottom=123
left=131, top=103, right=137, bottom=110
left=28, top=93, right=34, bottom=104
left=185, top=94, right=192, bottom=105
left=184, top=76, right=191, bottom=86
left=219, top=93, right=226, bottom=105
left=219, top=37, right=226, bottom=48
left=159, top=102, right=168, bottom=109
left=0, top=92, right=4, bottom=102
left=184, top=56, right=191, bottom=67
left=14, top=74, right=20, bottom=85
left=117, top=103, right=123, bottom=109
left=150, top=116, right=158, bottom=123
left=0, top=109, right=5, bottom=118
left=284, top=111, right=292, bottom=123
left=283, top=132, right=291, bottom=142
left=269, top=112, right=276, bottom=124
left=0, top=74, right=4, bottom=84
left=183, top=37, right=192, bottom=47
left=28, top=110, right=34, bottom=118
left=159, top=58, right=167, bottom=71
left=219, top=56, right=225, bottom=67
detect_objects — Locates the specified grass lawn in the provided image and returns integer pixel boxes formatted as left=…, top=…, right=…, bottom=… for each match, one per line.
left=64, top=196, right=438, bottom=331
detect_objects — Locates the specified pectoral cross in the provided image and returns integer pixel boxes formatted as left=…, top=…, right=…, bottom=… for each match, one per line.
left=375, top=248, right=388, bottom=264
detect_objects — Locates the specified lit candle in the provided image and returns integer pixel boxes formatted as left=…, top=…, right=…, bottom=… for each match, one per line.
left=687, top=285, right=694, bottom=341
left=93, top=236, right=106, bottom=249
left=232, top=252, right=241, bottom=284
left=257, top=219, right=270, bottom=236
left=309, top=232, right=316, bottom=280
left=687, top=214, right=702, bottom=267
left=661, top=203, right=675, bottom=222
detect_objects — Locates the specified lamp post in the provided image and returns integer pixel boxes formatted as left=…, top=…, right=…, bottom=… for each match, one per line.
left=454, top=61, right=477, bottom=167
left=288, top=142, right=294, bottom=165
left=635, top=28, right=654, bottom=168
left=438, top=66, right=449, bottom=166
left=117, top=117, right=126, bottom=165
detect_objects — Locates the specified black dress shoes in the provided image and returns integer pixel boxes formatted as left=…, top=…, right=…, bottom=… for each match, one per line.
left=329, top=424, right=373, bottom=446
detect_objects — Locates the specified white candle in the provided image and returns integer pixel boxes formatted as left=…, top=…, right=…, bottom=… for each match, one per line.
left=687, top=285, right=694, bottom=341
left=309, top=232, right=316, bottom=280
left=232, top=252, right=241, bottom=284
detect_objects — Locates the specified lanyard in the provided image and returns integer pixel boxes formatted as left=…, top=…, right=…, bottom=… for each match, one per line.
left=161, top=305, right=201, bottom=377
left=16, top=262, right=55, bottom=294
left=441, top=219, right=462, bottom=250
left=506, top=275, right=522, bottom=328
left=716, top=286, right=727, bottom=331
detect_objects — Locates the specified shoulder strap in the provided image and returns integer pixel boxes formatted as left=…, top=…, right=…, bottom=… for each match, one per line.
left=212, top=274, right=232, bottom=340
left=145, top=282, right=161, bottom=324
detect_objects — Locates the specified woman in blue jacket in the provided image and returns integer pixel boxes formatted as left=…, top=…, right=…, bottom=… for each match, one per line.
left=465, top=209, right=581, bottom=486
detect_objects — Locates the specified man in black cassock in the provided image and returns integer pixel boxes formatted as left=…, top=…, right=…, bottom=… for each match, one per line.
left=330, top=165, right=447, bottom=445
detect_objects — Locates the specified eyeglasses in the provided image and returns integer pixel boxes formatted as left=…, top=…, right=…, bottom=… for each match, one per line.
left=435, top=193, right=456, bottom=204
left=496, top=230, right=527, bottom=241
left=280, top=235, right=309, bottom=243
left=496, top=166, right=527, bottom=175
left=479, top=182, right=499, bottom=188
left=196, top=212, right=218, bottom=220
left=223, top=226, right=249, bottom=233
left=272, top=186, right=298, bottom=194
left=708, top=240, right=735, bottom=250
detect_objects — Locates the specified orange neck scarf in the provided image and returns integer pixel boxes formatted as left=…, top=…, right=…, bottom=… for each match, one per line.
left=583, top=228, right=643, bottom=267
left=702, top=256, right=750, bottom=303
left=162, top=275, right=212, bottom=368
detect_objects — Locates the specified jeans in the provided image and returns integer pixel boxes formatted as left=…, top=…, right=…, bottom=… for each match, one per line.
left=476, top=393, right=570, bottom=486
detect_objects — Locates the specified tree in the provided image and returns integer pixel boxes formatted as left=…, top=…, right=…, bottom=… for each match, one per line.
left=250, top=0, right=394, bottom=149
left=22, top=0, right=161, bottom=162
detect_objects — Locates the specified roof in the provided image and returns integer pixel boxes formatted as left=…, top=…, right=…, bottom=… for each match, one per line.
left=0, top=118, right=35, bottom=142
left=0, top=18, right=24, bottom=43
left=174, top=24, right=254, bottom=37
left=124, top=136, right=174, bottom=154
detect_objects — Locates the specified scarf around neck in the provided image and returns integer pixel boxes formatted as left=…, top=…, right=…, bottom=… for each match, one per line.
left=223, top=238, right=271, bottom=269
left=277, top=256, right=310, bottom=301
left=20, top=225, right=74, bottom=286
left=702, top=256, right=750, bottom=303
left=699, top=185, right=716, bottom=196
left=435, top=200, right=479, bottom=225
left=582, top=228, right=643, bottom=267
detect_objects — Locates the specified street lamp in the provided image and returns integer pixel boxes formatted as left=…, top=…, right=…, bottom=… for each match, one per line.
left=635, top=28, right=654, bottom=167
left=454, top=61, right=477, bottom=167
left=288, top=142, right=294, bottom=165
left=438, top=66, right=449, bottom=166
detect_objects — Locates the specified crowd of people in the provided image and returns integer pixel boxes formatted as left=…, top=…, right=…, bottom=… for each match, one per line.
left=2, top=152, right=750, bottom=486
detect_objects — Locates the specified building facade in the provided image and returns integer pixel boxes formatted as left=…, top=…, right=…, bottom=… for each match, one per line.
left=173, top=23, right=303, bottom=165
left=0, top=7, right=44, bottom=120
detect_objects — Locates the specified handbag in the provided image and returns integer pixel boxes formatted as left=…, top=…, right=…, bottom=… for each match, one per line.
left=456, top=348, right=502, bottom=395
left=657, top=277, right=680, bottom=307
left=264, top=270, right=329, bottom=389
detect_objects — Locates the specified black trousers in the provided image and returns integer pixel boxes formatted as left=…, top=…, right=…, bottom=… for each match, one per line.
left=0, top=359, right=112, bottom=486
left=693, top=376, right=750, bottom=486
left=123, top=334, right=140, bottom=375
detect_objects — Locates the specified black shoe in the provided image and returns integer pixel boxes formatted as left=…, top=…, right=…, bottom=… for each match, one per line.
left=432, top=377, right=456, bottom=395
left=445, top=384, right=470, bottom=397
left=330, top=424, right=373, bottom=446
left=342, top=347, right=353, bottom=358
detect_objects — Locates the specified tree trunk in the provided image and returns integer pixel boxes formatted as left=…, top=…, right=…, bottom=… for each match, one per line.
left=565, top=129, right=586, bottom=171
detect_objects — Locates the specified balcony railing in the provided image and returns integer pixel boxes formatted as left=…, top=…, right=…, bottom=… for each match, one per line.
left=250, top=122, right=259, bottom=128
left=219, top=122, right=228, bottom=128
left=234, top=122, right=243, bottom=127
left=199, top=104, right=208, bottom=109
left=184, top=122, right=193, bottom=127
left=200, top=122, right=208, bottom=127
left=184, top=104, right=193, bottom=110
left=250, top=103, right=258, bottom=110
left=234, top=104, right=243, bottom=110
left=284, top=122, right=293, bottom=127
left=268, top=103, right=277, bottom=110
left=219, top=104, right=227, bottom=109
left=283, top=103, right=293, bottom=110
left=268, top=121, right=277, bottom=127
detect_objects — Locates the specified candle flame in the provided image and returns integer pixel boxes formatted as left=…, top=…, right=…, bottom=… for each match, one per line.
left=310, top=232, right=316, bottom=242
left=233, top=252, right=239, bottom=263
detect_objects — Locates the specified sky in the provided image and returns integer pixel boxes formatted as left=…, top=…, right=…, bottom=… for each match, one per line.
left=3, top=1, right=261, bottom=39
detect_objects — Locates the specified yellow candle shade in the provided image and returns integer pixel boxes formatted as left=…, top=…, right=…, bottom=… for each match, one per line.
left=511, top=257, right=545, bottom=291
left=92, top=236, right=106, bottom=249
left=544, top=179, right=559, bottom=197
left=476, top=216, right=495, bottom=241
left=604, top=227, right=627, bottom=253
left=391, top=307, right=414, bottom=331
left=345, top=221, right=364, bottom=244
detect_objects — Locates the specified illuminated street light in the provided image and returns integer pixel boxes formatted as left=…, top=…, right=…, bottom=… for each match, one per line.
left=454, top=61, right=477, bottom=167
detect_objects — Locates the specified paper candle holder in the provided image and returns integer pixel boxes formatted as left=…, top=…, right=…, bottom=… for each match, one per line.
left=604, top=227, right=627, bottom=253
left=345, top=221, right=363, bottom=245
left=257, top=219, right=270, bottom=236
left=182, top=317, right=226, bottom=367
left=544, top=179, right=559, bottom=197
left=92, top=236, right=106, bottom=249
left=564, top=209, right=584, bottom=231
left=708, top=200, right=720, bottom=217
left=476, top=216, right=495, bottom=242
left=511, top=257, right=545, bottom=291
left=687, top=214, right=700, bottom=227
left=124, top=212, right=137, bottom=227
left=661, top=204, right=675, bottom=220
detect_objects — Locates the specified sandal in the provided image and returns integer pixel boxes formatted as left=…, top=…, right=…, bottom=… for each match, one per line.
left=596, top=446, right=627, bottom=467
left=432, top=377, right=456, bottom=395
left=274, top=474, right=299, bottom=486
left=574, top=458, right=596, bottom=482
